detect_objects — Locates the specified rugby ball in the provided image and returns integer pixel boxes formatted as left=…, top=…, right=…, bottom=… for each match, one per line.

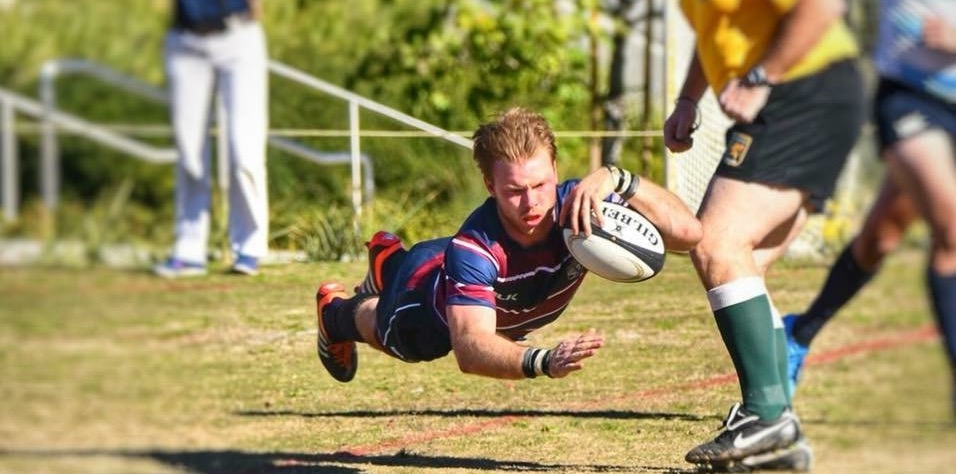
left=562, top=202, right=665, bottom=282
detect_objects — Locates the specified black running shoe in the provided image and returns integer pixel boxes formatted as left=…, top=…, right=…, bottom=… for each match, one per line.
left=355, top=231, right=405, bottom=295
left=316, top=282, right=357, bottom=382
left=686, top=403, right=801, bottom=464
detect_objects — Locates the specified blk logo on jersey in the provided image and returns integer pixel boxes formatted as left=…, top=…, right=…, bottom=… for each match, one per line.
left=496, top=292, right=519, bottom=302
left=723, top=132, right=753, bottom=167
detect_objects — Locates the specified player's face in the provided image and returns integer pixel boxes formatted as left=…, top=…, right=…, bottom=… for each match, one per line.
left=485, top=147, right=558, bottom=246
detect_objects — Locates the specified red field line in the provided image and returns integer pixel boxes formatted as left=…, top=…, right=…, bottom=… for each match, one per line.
left=342, top=325, right=939, bottom=455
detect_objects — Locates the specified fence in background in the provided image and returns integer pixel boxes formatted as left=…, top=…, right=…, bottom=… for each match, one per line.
left=0, top=58, right=474, bottom=223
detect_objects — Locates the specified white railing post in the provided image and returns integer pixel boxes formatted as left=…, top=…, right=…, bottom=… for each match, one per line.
left=348, top=100, right=362, bottom=218
left=1, top=99, right=18, bottom=222
left=215, top=91, right=230, bottom=195
left=39, top=62, right=60, bottom=211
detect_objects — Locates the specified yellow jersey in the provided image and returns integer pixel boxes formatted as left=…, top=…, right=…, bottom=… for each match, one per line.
left=679, top=0, right=859, bottom=92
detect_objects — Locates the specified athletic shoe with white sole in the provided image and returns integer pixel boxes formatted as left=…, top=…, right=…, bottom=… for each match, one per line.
left=686, top=403, right=801, bottom=464
left=709, top=439, right=813, bottom=472
left=783, top=314, right=810, bottom=394
left=355, top=231, right=405, bottom=295
left=153, top=257, right=206, bottom=278
left=316, top=282, right=357, bottom=382
left=230, top=254, right=259, bottom=276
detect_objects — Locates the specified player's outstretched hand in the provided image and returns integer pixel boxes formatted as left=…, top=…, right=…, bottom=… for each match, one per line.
left=546, top=328, right=605, bottom=378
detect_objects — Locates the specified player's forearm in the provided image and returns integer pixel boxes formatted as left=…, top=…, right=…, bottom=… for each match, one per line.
left=626, top=180, right=702, bottom=252
left=678, top=52, right=709, bottom=102
left=448, top=305, right=526, bottom=379
left=452, top=333, right=527, bottom=379
left=760, top=0, right=846, bottom=83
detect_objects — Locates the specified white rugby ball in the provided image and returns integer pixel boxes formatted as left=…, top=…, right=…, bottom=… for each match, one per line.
left=562, top=202, right=666, bottom=282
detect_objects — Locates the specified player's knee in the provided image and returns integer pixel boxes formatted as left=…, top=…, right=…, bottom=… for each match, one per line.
left=931, top=224, right=956, bottom=258
left=672, top=218, right=704, bottom=252
left=690, top=235, right=736, bottom=271
left=854, top=232, right=899, bottom=268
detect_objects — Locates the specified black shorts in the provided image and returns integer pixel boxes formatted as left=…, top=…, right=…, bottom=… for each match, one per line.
left=874, top=78, right=956, bottom=151
left=375, top=238, right=453, bottom=363
left=716, top=59, right=865, bottom=211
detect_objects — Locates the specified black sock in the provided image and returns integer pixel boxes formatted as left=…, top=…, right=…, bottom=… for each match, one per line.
left=322, top=296, right=370, bottom=343
left=793, top=244, right=877, bottom=346
left=928, top=268, right=956, bottom=370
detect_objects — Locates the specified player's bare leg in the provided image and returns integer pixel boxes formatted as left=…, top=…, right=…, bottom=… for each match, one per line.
left=783, top=177, right=920, bottom=392
left=354, top=297, right=387, bottom=353
left=687, top=177, right=808, bottom=467
left=886, top=128, right=956, bottom=416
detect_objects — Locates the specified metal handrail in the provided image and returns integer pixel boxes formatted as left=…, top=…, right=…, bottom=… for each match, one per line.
left=36, top=57, right=472, bottom=218
left=266, top=61, right=473, bottom=149
left=1, top=89, right=176, bottom=163
left=0, top=86, right=178, bottom=221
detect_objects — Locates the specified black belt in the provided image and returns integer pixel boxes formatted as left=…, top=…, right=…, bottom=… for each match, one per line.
left=176, top=12, right=253, bottom=35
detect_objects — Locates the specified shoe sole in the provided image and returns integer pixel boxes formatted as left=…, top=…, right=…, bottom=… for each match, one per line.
left=702, top=440, right=813, bottom=473
left=230, top=264, right=259, bottom=276
left=154, top=267, right=207, bottom=278
left=686, top=414, right=800, bottom=463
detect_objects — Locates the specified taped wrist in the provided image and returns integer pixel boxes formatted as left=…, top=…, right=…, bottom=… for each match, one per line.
left=605, top=165, right=636, bottom=200
left=522, top=347, right=553, bottom=378
left=620, top=173, right=640, bottom=201
left=604, top=164, right=623, bottom=191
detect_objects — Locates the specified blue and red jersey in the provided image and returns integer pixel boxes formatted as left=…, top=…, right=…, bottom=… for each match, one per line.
left=412, top=180, right=618, bottom=340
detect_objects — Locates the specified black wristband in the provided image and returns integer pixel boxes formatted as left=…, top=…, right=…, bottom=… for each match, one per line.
left=604, top=164, right=625, bottom=192
left=742, top=64, right=772, bottom=87
left=522, top=348, right=552, bottom=378
left=540, top=350, right=553, bottom=378
left=620, top=173, right=640, bottom=201
left=618, top=170, right=632, bottom=195
left=522, top=348, right=540, bottom=378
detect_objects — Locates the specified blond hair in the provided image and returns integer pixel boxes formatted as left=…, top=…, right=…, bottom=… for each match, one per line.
left=472, top=107, right=557, bottom=180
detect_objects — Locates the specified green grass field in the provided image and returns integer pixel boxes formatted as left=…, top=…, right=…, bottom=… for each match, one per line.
left=1, top=250, right=954, bottom=474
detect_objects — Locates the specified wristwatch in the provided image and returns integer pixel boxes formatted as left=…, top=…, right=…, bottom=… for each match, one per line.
left=742, top=64, right=772, bottom=87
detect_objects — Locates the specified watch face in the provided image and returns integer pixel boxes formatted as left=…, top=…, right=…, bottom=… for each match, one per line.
left=745, top=66, right=768, bottom=86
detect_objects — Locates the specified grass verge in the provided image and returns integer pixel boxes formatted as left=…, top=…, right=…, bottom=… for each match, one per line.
left=0, top=250, right=953, bottom=473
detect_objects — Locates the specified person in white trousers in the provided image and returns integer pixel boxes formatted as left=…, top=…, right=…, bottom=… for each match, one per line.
left=155, top=0, right=269, bottom=277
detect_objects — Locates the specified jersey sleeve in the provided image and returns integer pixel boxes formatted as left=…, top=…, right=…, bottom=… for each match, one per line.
left=443, top=232, right=499, bottom=309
